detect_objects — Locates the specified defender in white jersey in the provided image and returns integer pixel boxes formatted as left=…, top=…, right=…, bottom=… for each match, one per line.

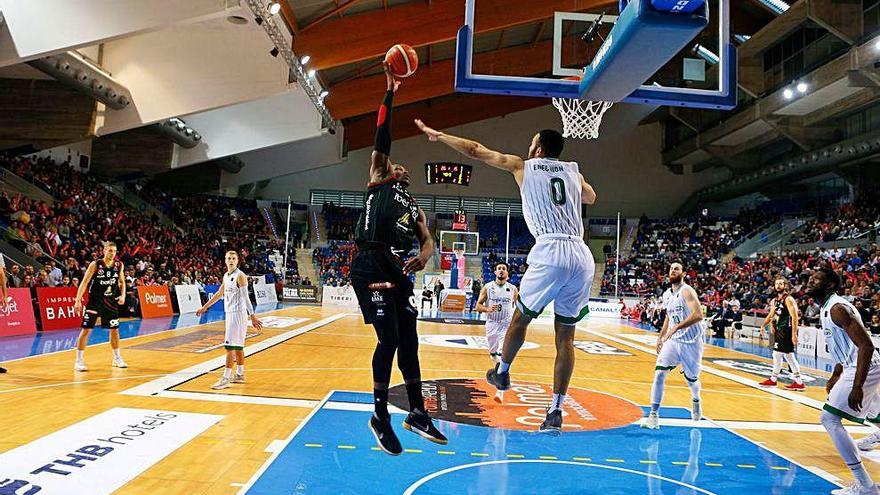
left=197, top=250, right=264, bottom=390
left=476, top=262, right=518, bottom=403
left=415, top=121, right=597, bottom=433
left=641, top=263, right=705, bottom=430
left=806, top=268, right=880, bottom=495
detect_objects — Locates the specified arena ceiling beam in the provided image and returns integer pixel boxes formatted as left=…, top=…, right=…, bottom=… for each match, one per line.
left=327, top=37, right=561, bottom=120
left=291, top=0, right=616, bottom=71
left=342, top=93, right=547, bottom=151
left=278, top=0, right=300, bottom=33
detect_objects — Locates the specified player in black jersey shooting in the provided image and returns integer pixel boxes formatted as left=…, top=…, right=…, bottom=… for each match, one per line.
left=352, top=64, right=447, bottom=455
left=73, top=242, right=127, bottom=371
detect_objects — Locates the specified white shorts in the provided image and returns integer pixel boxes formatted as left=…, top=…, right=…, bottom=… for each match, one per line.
left=656, top=339, right=703, bottom=381
left=224, top=311, right=248, bottom=350
left=825, top=365, right=880, bottom=424
left=485, top=320, right=511, bottom=355
left=518, top=236, right=595, bottom=324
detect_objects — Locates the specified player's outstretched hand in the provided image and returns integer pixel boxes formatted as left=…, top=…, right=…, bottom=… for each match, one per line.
left=384, top=63, right=401, bottom=93
left=251, top=315, right=264, bottom=330
left=196, top=306, right=207, bottom=317
left=403, top=254, right=429, bottom=275
left=414, top=119, right=441, bottom=141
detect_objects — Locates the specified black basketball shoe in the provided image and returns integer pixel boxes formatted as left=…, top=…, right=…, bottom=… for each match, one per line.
left=539, top=409, right=563, bottom=435
left=486, top=363, right=510, bottom=391
left=403, top=410, right=448, bottom=445
left=369, top=414, right=402, bottom=456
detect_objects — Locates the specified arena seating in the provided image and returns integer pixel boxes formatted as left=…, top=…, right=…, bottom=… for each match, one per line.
left=788, top=197, right=880, bottom=244
left=313, top=241, right=356, bottom=286
left=322, top=202, right=361, bottom=241
left=0, top=155, right=293, bottom=290
left=476, top=215, right=534, bottom=253
left=603, top=210, right=880, bottom=322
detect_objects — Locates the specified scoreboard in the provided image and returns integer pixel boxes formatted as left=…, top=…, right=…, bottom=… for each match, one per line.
left=425, top=162, right=472, bottom=186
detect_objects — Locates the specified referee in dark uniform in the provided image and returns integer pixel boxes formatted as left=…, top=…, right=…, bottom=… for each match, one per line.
left=352, top=64, right=447, bottom=455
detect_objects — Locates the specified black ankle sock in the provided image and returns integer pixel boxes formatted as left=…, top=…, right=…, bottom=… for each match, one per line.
left=405, top=381, right=425, bottom=414
left=373, top=388, right=389, bottom=420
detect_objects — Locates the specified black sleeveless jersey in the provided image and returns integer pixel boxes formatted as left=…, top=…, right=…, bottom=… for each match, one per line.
left=88, top=260, right=121, bottom=307
left=773, top=295, right=793, bottom=333
left=355, top=178, right=419, bottom=253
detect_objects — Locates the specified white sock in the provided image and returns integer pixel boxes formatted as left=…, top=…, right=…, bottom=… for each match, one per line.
left=784, top=354, right=803, bottom=383
left=772, top=351, right=783, bottom=380
left=651, top=369, right=668, bottom=410
left=821, top=410, right=871, bottom=485
left=548, top=393, right=565, bottom=413
left=686, top=378, right=702, bottom=403
left=236, top=365, right=244, bottom=375
left=498, top=361, right=511, bottom=374
left=223, top=367, right=232, bottom=379
left=852, top=463, right=875, bottom=488
left=112, top=348, right=121, bottom=359
left=76, top=350, right=84, bottom=361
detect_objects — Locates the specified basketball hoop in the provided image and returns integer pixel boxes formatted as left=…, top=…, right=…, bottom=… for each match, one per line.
left=553, top=76, right=613, bottom=140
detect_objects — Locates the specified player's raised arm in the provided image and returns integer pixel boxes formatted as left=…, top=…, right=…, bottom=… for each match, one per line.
left=371, top=65, right=401, bottom=183
left=414, top=119, right=524, bottom=175
left=580, top=174, right=597, bottom=205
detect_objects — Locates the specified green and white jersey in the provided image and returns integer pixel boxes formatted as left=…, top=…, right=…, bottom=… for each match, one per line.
left=664, top=283, right=704, bottom=344
left=520, top=158, right=584, bottom=239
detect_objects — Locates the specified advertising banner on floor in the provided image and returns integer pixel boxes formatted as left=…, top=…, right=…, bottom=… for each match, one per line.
left=282, top=286, right=318, bottom=303
left=254, top=283, right=278, bottom=306
left=204, top=284, right=224, bottom=312
left=174, top=285, right=202, bottom=314
left=322, top=285, right=359, bottom=309
left=0, top=287, right=37, bottom=336
left=0, top=407, right=221, bottom=495
left=36, top=286, right=82, bottom=331
left=138, top=286, right=174, bottom=318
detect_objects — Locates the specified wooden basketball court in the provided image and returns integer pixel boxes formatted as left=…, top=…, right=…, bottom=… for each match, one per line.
left=0, top=306, right=872, bottom=494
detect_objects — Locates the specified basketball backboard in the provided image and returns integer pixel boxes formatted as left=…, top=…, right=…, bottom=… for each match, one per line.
left=456, top=0, right=736, bottom=110
left=439, top=231, right=480, bottom=255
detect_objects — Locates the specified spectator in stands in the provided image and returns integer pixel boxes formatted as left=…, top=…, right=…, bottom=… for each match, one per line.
left=855, top=299, right=872, bottom=324
left=7, top=264, right=21, bottom=288
left=46, top=260, right=63, bottom=287
left=803, top=297, right=821, bottom=325
left=870, top=314, right=880, bottom=336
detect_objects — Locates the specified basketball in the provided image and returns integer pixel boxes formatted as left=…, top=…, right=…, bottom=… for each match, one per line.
left=384, top=44, right=418, bottom=78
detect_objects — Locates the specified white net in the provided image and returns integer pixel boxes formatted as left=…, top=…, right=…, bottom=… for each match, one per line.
left=552, top=97, right=614, bottom=140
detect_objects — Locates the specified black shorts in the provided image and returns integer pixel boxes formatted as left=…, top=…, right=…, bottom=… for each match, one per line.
left=772, top=327, right=795, bottom=353
left=81, top=304, right=120, bottom=329
left=351, top=247, right=415, bottom=325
